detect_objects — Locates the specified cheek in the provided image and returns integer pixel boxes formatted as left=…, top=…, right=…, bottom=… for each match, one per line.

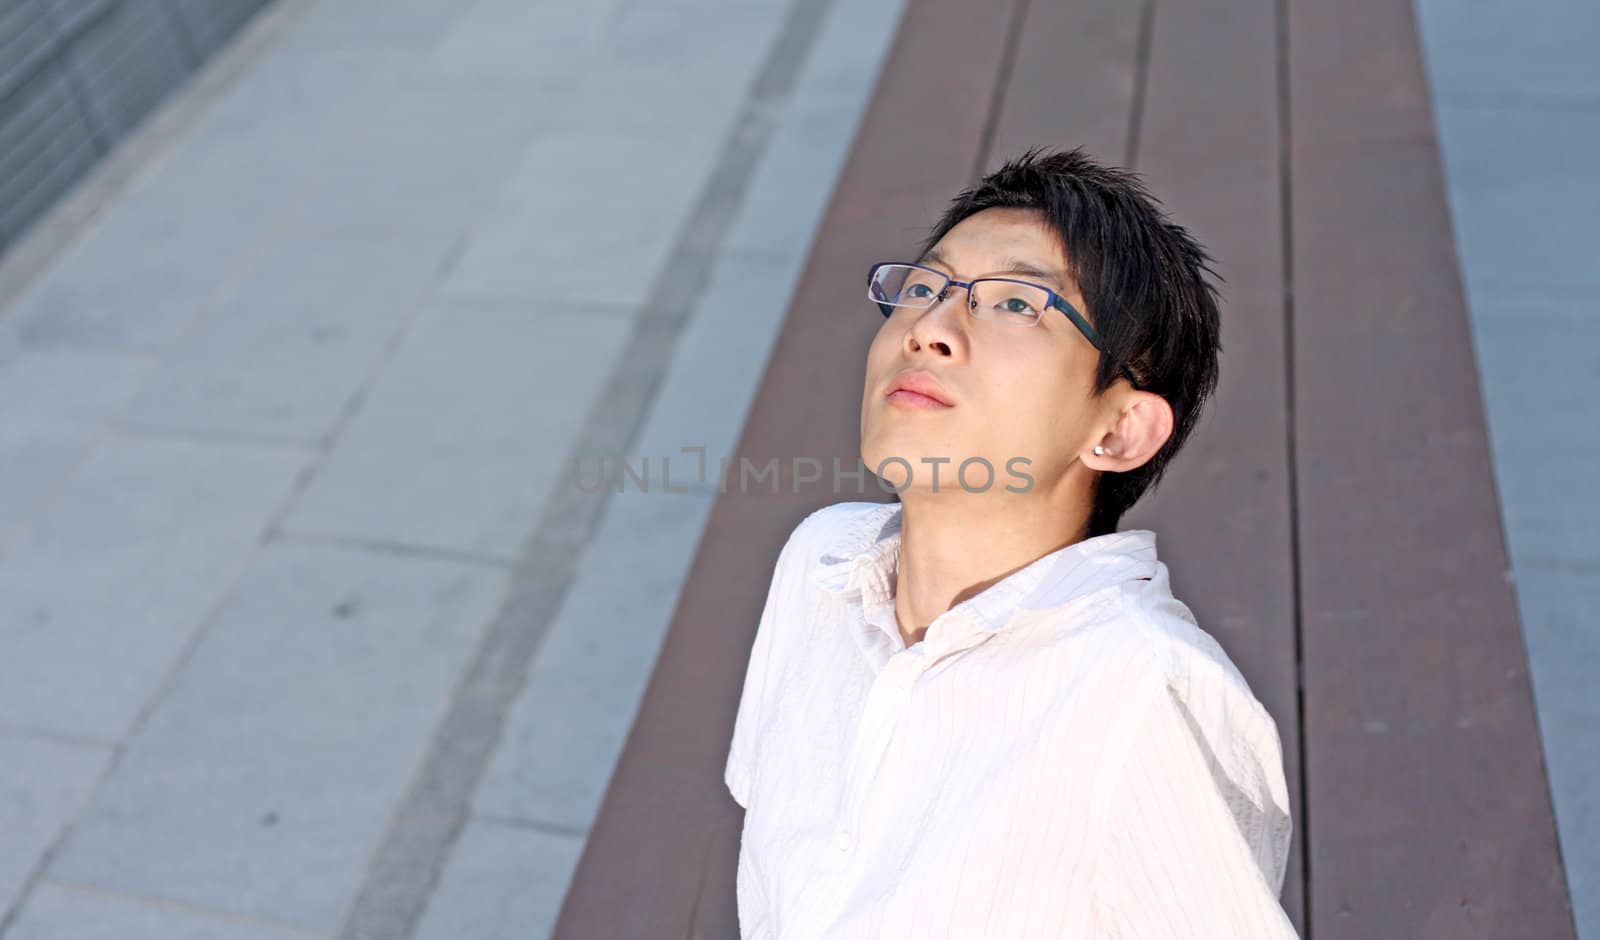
left=861, top=324, right=896, bottom=414
left=984, top=347, right=1091, bottom=444
left=867, top=316, right=899, bottom=356
left=862, top=321, right=901, bottom=387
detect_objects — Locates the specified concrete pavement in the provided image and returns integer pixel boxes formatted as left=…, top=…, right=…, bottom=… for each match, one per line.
left=0, top=0, right=902, bottom=936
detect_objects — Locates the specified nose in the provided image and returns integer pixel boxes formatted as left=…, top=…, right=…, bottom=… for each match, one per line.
left=902, top=288, right=969, bottom=359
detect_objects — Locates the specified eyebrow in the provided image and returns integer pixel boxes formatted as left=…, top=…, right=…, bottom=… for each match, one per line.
left=916, top=247, right=1070, bottom=294
left=997, top=258, right=1069, bottom=291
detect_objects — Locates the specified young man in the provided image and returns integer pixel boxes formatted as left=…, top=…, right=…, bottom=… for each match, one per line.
left=723, top=148, right=1298, bottom=938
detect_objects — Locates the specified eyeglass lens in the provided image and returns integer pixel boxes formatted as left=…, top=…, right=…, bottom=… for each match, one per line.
left=869, top=264, right=1050, bottom=324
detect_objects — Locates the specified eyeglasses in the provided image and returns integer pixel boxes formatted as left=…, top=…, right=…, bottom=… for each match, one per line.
left=866, top=261, right=1143, bottom=390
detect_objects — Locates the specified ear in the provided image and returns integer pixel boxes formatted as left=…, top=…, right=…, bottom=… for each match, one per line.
left=1082, top=390, right=1174, bottom=472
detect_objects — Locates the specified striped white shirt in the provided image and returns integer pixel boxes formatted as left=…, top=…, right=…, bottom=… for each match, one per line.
left=724, top=500, right=1298, bottom=938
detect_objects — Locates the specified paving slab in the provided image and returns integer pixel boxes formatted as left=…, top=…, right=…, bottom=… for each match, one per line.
left=0, top=349, right=152, bottom=541
left=0, top=732, right=112, bottom=924
left=279, top=302, right=630, bottom=560
left=721, top=92, right=886, bottom=267
left=428, top=0, right=627, bottom=78
left=1416, top=0, right=1600, bottom=103
left=1431, top=106, right=1600, bottom=296
left=1470, top=291, right=1600, bottom=466
left=3, top=882, right=309, bottom=940
left=0, top=36, right=387, bottom=352
left=441, top=126, right=741, bottom=309
left=411, top=819, right=584, bottom=940
left=626, top=254, right=805, bottom=477
left=288, top=0, right=466, bottom=44
left=0, top=435, right=306, bottom=740
left=440, top=1, right=792, bottom=307
left=46, top=538, right=510, bottom=934
left=475, top=488, right=717, bottom=831
left=109, top=231, right=447, bottom=446
left=1511, top=564, right=1600, bottom=939
left=1493, top=452, right=1600, bottom=570
left=114, top=70, right=565, bottom=445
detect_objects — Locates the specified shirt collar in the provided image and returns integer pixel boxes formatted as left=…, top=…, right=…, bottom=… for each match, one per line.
left=809, top=501, right=1160, bottom=639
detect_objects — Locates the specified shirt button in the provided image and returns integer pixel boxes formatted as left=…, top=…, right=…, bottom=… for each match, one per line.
left=833, top=827, right=854, bottom=852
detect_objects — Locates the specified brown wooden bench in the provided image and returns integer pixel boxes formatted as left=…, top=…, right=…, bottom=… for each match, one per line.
left=551, top=0, right=1574, bottom=936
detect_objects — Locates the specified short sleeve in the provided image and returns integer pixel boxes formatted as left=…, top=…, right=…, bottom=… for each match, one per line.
left=724, top=515, right=813, bottom=810
left=1089, top=676, right=1299, bottom=938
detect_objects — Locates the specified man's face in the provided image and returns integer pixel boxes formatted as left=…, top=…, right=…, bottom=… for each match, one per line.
left=860, top=207, right=1107, bottom=496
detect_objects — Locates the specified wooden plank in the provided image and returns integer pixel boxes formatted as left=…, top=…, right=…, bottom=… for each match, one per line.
left=1124, top=0, right=1306, bottom=930
left=549, top=0, right=1022, bottom=936
left=1287, top=0, right=1574, bottom=935
left=984, top=0, right=1145, bottom=166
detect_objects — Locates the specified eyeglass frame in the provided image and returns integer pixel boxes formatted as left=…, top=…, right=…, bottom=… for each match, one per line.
left=866, top=261, right=1144, bottom=391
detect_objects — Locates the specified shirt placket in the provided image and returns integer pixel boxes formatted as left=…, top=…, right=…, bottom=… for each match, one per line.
left=822, top=610, right=992, bottom=867
left=828, top=646, right=923, bottom=863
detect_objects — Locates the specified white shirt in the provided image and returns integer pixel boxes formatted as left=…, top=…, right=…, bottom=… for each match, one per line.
left=724, top=500, right=1298, bottom=938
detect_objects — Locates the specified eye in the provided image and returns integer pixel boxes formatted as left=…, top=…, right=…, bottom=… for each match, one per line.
left=904, top=283, right=935, bottom=300
left=996, top=296, right=1038, bottom=315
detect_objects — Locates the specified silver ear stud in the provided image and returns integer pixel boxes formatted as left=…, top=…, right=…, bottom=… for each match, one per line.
left=1093, top=445, right=1107, bottom=456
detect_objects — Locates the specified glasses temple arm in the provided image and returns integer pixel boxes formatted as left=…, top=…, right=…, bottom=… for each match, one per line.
left=1052, top=295, right=1145, bottom=391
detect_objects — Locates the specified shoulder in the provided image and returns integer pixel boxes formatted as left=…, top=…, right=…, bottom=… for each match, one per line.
left=789, top=499, right=889, bottom=540
left=1098, top=563, right=1288, bottom=795
left=748, top=501, right=893, bottom=612
left=1114, top=564, right=1274, bottom=720
left=778, top=499, right=893, bottom=565
left=1097, top=564, right=1295, bottom=890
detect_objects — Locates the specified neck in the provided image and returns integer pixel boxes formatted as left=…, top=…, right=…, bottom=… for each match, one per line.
left=891, top=478, right=1091, bottom=648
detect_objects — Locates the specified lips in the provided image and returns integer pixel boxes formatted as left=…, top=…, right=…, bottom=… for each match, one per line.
left=885, top=370, right=954, bottom=407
